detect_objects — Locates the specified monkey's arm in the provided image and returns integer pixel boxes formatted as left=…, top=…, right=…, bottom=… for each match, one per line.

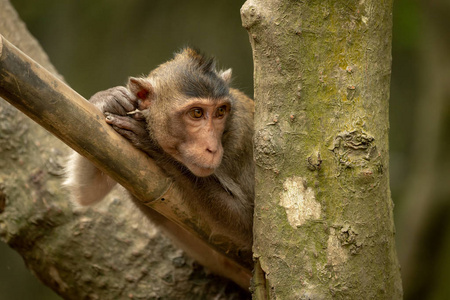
left=64, top=153, right=117, bottom=205
left=63, top=87, right=143, bottom=205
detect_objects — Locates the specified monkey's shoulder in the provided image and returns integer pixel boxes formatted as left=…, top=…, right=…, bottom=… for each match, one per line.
left=230, top=88, right=254, bottom=115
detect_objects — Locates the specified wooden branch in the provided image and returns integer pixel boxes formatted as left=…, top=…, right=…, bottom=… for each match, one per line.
left=0, top=35, right=251, bottom=288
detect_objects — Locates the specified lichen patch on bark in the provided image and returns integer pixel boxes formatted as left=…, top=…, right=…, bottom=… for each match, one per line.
left=279, top=176, right=321, bottom=228
left=327, top=228, right=348, bottom=266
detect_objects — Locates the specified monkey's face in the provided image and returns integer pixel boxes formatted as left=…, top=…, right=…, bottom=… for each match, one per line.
left=158, top=98, right=231, bottom=177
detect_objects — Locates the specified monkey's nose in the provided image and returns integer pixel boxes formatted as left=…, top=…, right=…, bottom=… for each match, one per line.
left=205, top=140, right=220, bottom=154
left=206, top=147, right=217, bottom=154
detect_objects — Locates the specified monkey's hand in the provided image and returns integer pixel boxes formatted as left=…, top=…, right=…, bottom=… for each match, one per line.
left=90, top=86, right=139, bottom=116
left=89, top=87, right=154, bottom=153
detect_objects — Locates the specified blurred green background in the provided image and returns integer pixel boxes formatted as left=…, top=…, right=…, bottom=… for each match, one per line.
left=1, top=0, right=449, bottom=299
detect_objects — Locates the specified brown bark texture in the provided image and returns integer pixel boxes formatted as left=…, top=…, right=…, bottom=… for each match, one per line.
left=241, top=0, right=403, bottom=298
left=0, top=0, right=248, bottom=298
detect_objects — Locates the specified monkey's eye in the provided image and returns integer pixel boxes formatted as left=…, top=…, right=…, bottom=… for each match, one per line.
left=215, top=106, right=227, bottom=118
left=189, top=108, right=203, bottom=119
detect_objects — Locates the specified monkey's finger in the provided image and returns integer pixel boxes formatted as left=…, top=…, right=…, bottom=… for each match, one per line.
left=115, top=86, right=139, bottom=107
left=109, top=89, right=136, bottom=113
left=105, top=114, right=147, bottom=136
left=110, top=125, right=139, bottom=142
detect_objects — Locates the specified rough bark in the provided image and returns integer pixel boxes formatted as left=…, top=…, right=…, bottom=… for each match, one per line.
left=241, top=0, right=402, bottom=299
left=0, top=0, right=248, bottom=298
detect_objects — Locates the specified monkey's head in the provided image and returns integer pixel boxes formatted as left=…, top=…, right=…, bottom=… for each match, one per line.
left=127, top=48, right=234, bottom=177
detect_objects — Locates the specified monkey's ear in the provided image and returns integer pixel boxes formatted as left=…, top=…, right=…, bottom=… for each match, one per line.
left=219, top=68, right=232, bottom=84
left=128, top=77, right=154, bottom=109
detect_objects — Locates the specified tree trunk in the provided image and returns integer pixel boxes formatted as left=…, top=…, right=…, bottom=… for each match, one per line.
left=0, top=0, right=247, bottom=298
left=241, top=0, right=403, bottom=298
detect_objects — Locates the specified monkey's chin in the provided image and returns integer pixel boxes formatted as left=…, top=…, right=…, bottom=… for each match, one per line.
left=188, top=165, right=215, bottom=177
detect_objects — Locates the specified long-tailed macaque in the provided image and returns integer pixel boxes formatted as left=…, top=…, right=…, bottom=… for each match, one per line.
left=64, top=49, right=254, bottom=282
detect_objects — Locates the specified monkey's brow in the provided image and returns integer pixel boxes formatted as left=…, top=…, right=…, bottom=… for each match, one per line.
left=178, top=98, right=231, bottom=110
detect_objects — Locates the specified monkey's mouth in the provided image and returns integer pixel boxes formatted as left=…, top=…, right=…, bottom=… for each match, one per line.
left=173, top=147, right=222, bottom=177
